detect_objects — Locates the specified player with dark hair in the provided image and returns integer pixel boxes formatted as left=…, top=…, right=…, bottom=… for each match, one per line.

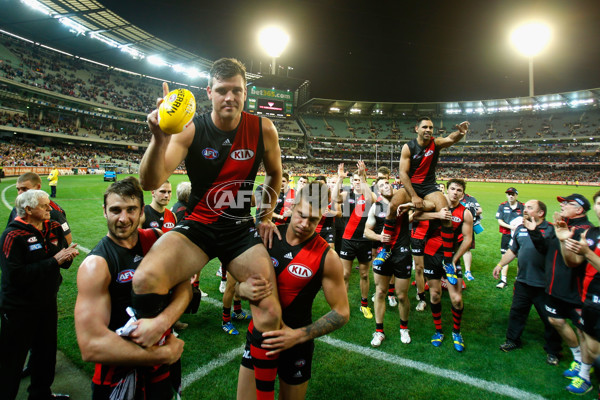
left=237, top=182, right=349, bottom=400
left=495, top=187, right=525, bottom=288
left=134, top=57, right=283, bottom=400
left=273, top=172, right=295, bottom=226
left=75, top=177, right=188, bottom=399
left=333, top=161, right=377, bottom=319
left=313, top=175, right=341, bottom=250
left=374, top=117, right=470, bottom=287
left=415, top=178, right=473, bottom=352
left=365, top=177, right=413, bottom=346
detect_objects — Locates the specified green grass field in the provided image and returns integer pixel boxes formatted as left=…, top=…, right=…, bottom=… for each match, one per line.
left=0, top=174, right=597, bottom=399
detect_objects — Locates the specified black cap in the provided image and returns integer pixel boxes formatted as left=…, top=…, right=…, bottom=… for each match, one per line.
left=505, top=187, right=518, bottom=195
left=557, top=194, right=590, bottom=212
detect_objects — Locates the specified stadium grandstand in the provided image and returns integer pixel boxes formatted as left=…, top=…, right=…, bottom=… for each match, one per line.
left=1, top=23, right=599, bottom=183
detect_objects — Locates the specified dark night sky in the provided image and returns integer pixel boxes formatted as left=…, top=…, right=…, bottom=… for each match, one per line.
left=95, top=1, right=600, bottom=102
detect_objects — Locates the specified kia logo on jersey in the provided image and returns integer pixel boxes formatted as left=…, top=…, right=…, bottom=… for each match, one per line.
left=27, top=236, right=37, bottom=243
left=288, top=264, right=312, bottom=278
left=202, top=148, right=219, bottom=159
left=378, top=212, right=387, bottom=218
left=230, top=149, right=255, bottom=161
left=357, top=199, right=366, bottom=205
left=424, top=149, right=434, bottom=157
left=117, top=269, right=135, bottom=283
left=451, top=216, right=462, bottom=223
left=163, top=222, right=175, bottom=229
left=271, top=257, right=279, bottom=267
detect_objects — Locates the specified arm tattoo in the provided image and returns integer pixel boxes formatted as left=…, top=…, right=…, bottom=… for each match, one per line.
left=302, top=310, right=346, bottom=340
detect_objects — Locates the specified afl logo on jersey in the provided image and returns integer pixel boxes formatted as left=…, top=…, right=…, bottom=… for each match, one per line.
left=117, top=269, right=135, bottom=283
left=150, top=221, right=160, bottom=228
left=271, top=257, right=279, bottom=267
left=202, top=148, right=219, bottom=159
left=163, top=222, right=175, bottom=229
left=230, top=149, right=255, bottom=161
left=287, top=264, right=312, bottom=278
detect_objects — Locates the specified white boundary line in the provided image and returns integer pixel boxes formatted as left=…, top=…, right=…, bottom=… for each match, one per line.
left=2, top=184, right=91, bottom=253
left=185, top=297, right=547, bottom=399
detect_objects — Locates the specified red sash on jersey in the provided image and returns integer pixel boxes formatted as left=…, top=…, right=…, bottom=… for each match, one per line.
left=275, top=189, right=295, bottom=226
left=277, top=236, right=329, bottom=309
left=161, top=209, right=176, bottom=232
left=424, top=204, right=466, bottom=256
left=343, top=194, right=367, bottom=240
left=411, top=139, right=436, bottom=185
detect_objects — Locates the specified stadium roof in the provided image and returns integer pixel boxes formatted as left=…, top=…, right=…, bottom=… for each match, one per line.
left=299, top=89, right=600, bottom=116
left=0, top=0, right=260, bottom=82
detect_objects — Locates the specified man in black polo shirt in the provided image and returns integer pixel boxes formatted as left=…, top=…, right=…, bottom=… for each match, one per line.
left=493, top=200, right=562, bottom=362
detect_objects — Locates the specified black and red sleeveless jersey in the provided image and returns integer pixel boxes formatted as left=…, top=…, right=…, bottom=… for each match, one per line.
left=273, top=188, right=295, bottom=226
left=87, top=229, right=163, bottom=387
left=579, top=227, right=600, bottom=308
left=424, top=203, right=467, bottom=256
left=269, top=226, right=330, bottom=328
left=342, top=191, right=369, bottom=241
left=372, top=200, right=410, bottom=251
left=142, top=205, right=177, bottom=232
left=316, top=203, right=335, bottom=233
left=411, top=219, right=431, bottom=240
left=406, top=138, right=440, bottom=185
left=184, top=112, right=264, bottom=225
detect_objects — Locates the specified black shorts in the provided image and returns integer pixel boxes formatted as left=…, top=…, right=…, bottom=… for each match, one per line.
left=500, top=233, right=512, bottom=254
left=372, top=247, right=412, bottom=279
left=241, top=333, right=314, bottom=385
left=411, top=183, right=441, bottom=198
left=172, top=219, right=262, bottom=266
left=339, top=239, right=372, bottom=263
left=423, top=252, right=463, bottom=281
left=544, top=295, right=583, bottom=330
left=318, top=227, right=335, bottom=244
left=410, top=237, right=426, bottom=256
left=469, top=232, right=476, bottom=250
left=582, top=306, right=600, bottom=341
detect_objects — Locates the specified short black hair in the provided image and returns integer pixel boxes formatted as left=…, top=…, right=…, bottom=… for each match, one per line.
left=104, top=176, right=144, bottom=208
left=210, top=58, right=246, bottom=85
left=447, top=178, right=466, bottom=191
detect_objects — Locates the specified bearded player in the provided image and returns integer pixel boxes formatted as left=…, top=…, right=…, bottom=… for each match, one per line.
left=374, top=117, right=469, bottom=286
left=133, top=58, right=283, bottom=400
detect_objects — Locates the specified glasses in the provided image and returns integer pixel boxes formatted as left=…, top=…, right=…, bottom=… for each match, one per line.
left=561, top=201, right=580, bottom=207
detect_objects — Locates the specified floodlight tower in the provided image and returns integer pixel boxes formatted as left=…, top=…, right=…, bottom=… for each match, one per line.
left=259, top=27, right=289, bottom=75
left=511, top=23, right=551, bottom=97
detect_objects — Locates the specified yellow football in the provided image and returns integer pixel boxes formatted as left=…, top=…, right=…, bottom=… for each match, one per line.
left=158, top=88, right=196, bottom=134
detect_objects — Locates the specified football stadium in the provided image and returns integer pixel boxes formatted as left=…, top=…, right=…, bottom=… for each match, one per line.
left=0, top=1, right=599, bottom=399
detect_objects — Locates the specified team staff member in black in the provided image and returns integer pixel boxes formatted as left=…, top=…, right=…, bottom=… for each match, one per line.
left=236, top=182, right=349, bottom=400
left=525, top=193, right=594, bottom=369
left=75, top=177, right=187, bottom=399
left=493, top=200, right=562, bottom=362
left=0, top=189, right=78, bottom=400
left=7, top=172, right=72, bottom=245
left=495, top=187, right=525, bottom=288
left=133, top=58, right=283, bottom=400
left=375, top=118, right=470, bottom=286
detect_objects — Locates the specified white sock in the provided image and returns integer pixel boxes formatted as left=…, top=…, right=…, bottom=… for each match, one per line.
left=570, top=346, right=582, bottom=363
left=579, top=362, right=592, bottom=381
left=501, top=275, right=507, bottom=282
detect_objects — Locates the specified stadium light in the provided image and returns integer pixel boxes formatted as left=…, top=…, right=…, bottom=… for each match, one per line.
left=511, top=23, right=551, bottom=97
left=259, top=26, right=289, bottom=75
